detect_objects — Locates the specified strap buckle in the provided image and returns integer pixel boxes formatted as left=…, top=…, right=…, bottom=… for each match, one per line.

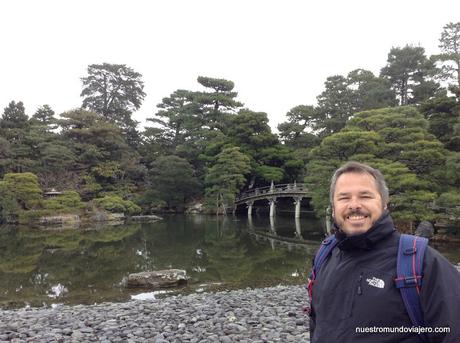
left=395, top=275, right=422, bottom=288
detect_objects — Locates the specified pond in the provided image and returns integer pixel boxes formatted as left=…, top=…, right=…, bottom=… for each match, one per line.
left=0, top=214, right=458, bottom=309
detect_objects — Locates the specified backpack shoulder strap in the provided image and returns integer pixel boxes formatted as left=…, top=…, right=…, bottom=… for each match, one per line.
left=307, top=235, right=339, bottom=301
left=395, top=233, right=429, bottom=342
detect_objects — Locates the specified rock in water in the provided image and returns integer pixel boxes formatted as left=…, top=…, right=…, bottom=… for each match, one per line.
left=127, top=269, right=187, bottom=289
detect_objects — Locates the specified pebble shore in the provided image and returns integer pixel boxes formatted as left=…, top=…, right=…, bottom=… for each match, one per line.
left=0, top=285, right=311, bottom=342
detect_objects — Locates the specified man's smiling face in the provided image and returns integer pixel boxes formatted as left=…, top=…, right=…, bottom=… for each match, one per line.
left=332, top=172, right=386, bottom=236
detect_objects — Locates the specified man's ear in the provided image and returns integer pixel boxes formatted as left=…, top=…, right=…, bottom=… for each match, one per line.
left=384, top=202, right=388, bottom=210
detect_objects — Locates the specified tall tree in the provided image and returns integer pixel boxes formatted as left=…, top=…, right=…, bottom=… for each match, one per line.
left=227, top=110, right=278, bottom=152
left=277, top=105, right=320, bottom=149
left=346, top=69, right=396, bottom=110
left=0, top=101, right=35, bottom=173
left=421, top=96, right=460, bottom=151
left=31, top=105, right=56, bottom=127
left=313, top=70, right=395, bottom=137
left=194, top=76, right=243, bottom=132
left=58, top=109, right=144, bottom=197
left=436, top=22, right=460, bottom=91
left=315, top=75, right=354, bottom=136
left=205, top=147, right=251, bottom=213
left=225, top=109, right=302, bottom=185
left=380, top=45, right=441, bottom=105
left=148, top=155, right=200, bottom=210
left=59, top=109, right=130, bottom=164
left=80, top=63, right=145, bottom=146
left=0, top=101, right=28, bottom=130
left=81, top=63, right=145, bottom=119
left=145, top=89, right=201, bottom=156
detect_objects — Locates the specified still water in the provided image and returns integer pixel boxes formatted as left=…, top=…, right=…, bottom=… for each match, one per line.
left=0, top=215, right=458, bottom=308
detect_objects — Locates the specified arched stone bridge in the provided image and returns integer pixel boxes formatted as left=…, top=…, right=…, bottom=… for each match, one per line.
left=234, top=182, right=312, bottom=218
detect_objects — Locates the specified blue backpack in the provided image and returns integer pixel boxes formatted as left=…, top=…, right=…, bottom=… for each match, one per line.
left=307, top=233, right=429, bottom=342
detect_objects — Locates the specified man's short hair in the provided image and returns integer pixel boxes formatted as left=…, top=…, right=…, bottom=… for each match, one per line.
left=329, top=161, right=389, bottom=206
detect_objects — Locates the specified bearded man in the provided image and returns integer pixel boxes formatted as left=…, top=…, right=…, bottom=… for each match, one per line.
left=308, top=161, right=460, bottom=343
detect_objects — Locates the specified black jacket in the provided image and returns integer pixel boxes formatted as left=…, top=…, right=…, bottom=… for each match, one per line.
left=309, top=211, right=460, bottom=343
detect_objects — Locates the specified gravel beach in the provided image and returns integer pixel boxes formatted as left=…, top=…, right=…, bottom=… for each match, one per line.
left=0, top=285, right=311, bottom=342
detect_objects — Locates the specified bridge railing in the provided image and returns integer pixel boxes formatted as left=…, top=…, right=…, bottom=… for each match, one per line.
left=235, top=183, right=309, bottom=203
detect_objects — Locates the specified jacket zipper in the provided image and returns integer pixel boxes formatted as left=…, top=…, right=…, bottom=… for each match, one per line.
left=357, top=272, right=363, bottom=295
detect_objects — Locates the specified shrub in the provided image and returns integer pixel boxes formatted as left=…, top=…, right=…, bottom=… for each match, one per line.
left=43, top=191, right=85, bottom=212
left=93, top=195, right=141, bottom=215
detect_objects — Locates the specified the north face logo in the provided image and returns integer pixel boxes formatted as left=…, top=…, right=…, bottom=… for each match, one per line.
left=366, top=276, right=385, bottom=289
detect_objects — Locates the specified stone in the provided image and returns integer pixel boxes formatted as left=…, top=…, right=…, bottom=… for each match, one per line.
left=127, top=269, right=188, bottom=289
left=185, top=202, right=204, bottom=214
left=0, top=285, right=316, bottom=342
left=71, top=330, right=84, bottom=339
left=295, top=319, right=305, bottom=326
left=133, top=329, right=144, bottom=336
left=80, top=327, right=93, bottom=333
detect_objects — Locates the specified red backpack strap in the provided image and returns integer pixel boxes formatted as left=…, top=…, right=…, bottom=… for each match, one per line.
left=395, top=234, right=429, bottom=342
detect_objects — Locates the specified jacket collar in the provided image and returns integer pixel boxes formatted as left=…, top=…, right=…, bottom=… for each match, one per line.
left=334, top=210, right=396, bottom=250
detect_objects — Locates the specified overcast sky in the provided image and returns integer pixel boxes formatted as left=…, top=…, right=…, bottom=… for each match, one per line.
left=1, top=0, right=459, bottom=130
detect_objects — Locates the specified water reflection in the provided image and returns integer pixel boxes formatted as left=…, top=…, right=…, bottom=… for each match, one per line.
left=295, top=217, right=302, bottom=238
left=0, top=215, right=458, bottom=309
left=269, top=216, right=276, bottom=235
left=247, top=215, right=254, bottom=230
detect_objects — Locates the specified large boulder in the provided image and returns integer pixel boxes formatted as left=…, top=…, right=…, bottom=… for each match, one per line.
left=415, top=221, right=434, bottom=238
left=127, top=269, right=187, bottom=289
left=185, top=202, right=204, bottom=214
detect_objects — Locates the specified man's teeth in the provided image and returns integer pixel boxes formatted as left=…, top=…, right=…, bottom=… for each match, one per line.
left=347, top=215, right=366, bottom=220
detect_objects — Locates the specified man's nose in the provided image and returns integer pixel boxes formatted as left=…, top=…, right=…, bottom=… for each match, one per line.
left=348, top=197, right=362, bottom=209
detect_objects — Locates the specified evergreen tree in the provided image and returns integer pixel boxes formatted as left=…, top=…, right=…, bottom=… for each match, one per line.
left=31, top=104, right=56, bottom=128
left=420, top=96, right=460, bottom=151
left=436, top=22, right=460, bottom=90
left=313, top=70, right=395, bottom=137
left=145, top=89, right=201, bottom=156
left=0, top=101, right=29, bottom=129
left=0, top=172, right=42, bottom=223
left=347, top=69, right=396, bottom=110
left=194, top=76, right=243, bottom=132
left=305, top=106, right=446, bottom=223
left=81, top=63, right=145, bottom=120
left=205, top=147, right=251, bottom=213
left=315, top=75, right=354, bottom=136
left=380, top=45, right=441, bottom=105
left=58, top=109, right=144, bottom=197
left=0, top=101, right=35, bottom=173
left=81, top=63, right=145, bottom=147
left=277, top=105, right=320, bottom=149
left=149, top=155, right=200, bottom=210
